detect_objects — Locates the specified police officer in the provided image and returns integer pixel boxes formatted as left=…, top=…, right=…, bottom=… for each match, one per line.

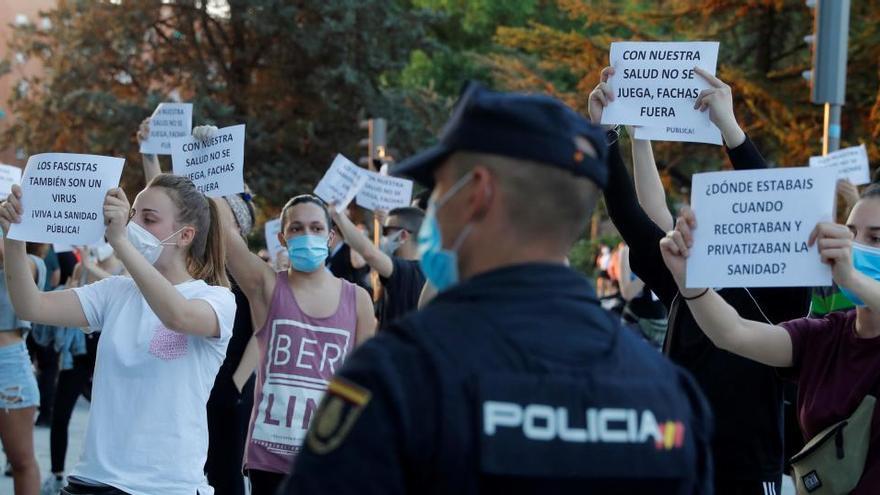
left=280, top=83, right=714, bottom=494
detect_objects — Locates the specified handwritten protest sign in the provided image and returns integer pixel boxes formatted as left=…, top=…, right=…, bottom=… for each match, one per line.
left=601, top=41, right=720, bottom=137
left=314, top=154, right=369, bottom=210
left=809, top=144, right=871, bottom=186
left=356, top=173, right=413, bottom=211
left=171, top=124, right=245, bottom=197
left=0, top=164, right=21, bottom=200
left=314, top=154, right=413, bottom=211
left=8, top=154, right=125, bottom=245
left=634, top=123, right=723, bottom=146
left=686, top=167, right=836, bottom=288
left=139, top=103, right=193, bottom=155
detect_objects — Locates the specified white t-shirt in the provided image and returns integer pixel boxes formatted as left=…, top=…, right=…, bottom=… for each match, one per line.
left=72, top=276, right=235, bottom=495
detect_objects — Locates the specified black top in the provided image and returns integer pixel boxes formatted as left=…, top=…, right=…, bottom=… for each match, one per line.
left=378, top=256, right=425, bottom=327
left=327, top=243, right=371, bottom=293
left=214, top=282, right=253, bottom=388
left=282, top=264, right=713, bottom=495
left=603, top=137, right=811, bottom=481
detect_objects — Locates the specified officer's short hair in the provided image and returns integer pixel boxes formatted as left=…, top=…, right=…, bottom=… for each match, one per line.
left=388, top=207, right=425, bottom=233
left=448, top=152, right=598, bottom=246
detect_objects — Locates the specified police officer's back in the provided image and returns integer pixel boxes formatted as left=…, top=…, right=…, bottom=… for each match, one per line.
left=281, top=83, right=713, bottom=495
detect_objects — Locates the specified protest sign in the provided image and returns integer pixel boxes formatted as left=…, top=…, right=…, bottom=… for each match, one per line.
left=264, top=218, right=287, bottom=270
left=809, top=144, right=871, bottom=186
left=356, top=173, right=414, bottom=211
left=8, top=153, right=125, bottom=245
left=686, top=166, right=836, bottom=288
left=314, top=154, right=412, bottom=211
left=52, top=244, right=74, bottom=253
left=633, top=123, right=723, bottom=146
left=171, top=124, right=245, bottom=197
left=601, top=41, right=720, bottom=135
left=314, top=154, right=369, bottom=210
left=139, top=103, right=193, bottom=155
left=0, top=164, right=21, bottom=200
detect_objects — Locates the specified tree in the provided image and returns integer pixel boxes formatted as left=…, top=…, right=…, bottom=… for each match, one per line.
left=486, top=0, right=880, bottom=196
left=2, top=0, right=444, bottom=208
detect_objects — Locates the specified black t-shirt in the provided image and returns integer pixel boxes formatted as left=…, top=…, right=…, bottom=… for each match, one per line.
left=215, top=282, right=253, bottom=384
left=603, top=137, right=811, bottom=481
left=328, top=243, right=371, bottom=293
left=378, top=257, right=425, bottom=327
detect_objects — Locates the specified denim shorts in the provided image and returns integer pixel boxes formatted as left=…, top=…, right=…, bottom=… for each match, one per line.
left=0, top=341, right=40, bottom=409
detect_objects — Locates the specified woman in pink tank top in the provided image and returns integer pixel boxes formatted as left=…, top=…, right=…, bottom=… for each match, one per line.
left=217, top=194, right=376, bottom=495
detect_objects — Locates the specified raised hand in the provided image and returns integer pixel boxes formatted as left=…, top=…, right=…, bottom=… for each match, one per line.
left=693, top=67, right=745, bottom=147
left=0, top=185, right=24, bottom=233
left=809, top=222, right=856, bottom=288
left=588, top=66, right=615, bottom=126
left=103, top=188, right=131, bottom=246
left=659, top=206, right=700, bottom=293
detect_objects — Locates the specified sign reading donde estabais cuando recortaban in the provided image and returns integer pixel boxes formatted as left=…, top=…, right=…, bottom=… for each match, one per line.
left=686, top=166, right=837, bottom=289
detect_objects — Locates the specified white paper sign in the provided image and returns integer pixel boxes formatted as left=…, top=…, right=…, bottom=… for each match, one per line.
left=634, top=123, right=723, bottom=146
left=139, top=103, right=193, bottom=155
left=52, top=244, right=74, bottom=253
left=687, top=166, right=836, bottom=288
left=314, top=154, right=413, bottom=211
left=601, top=41, right=720, bottom=133
left=264, top=218, right=286, bottom=269
left=314, top=154, right=369, bottom=208
left=8, top=153, right=125, bottom=245
left=171, top=124, right=245, bottom=197
left=809, top=144, right=871, bottom=186
left=356, top=173, right=414, bottom=211
left=0, top=164, right=22, bottom=200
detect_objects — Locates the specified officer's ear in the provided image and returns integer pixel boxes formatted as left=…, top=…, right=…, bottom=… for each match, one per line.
left=469, top=166, right=495, bottom=221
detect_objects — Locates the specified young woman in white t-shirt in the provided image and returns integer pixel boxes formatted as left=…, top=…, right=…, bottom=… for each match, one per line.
left=1, top=174, right=236, bottom=495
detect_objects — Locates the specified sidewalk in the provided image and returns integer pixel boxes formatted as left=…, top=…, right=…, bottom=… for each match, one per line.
left=1, top=397, right=89, bottom=494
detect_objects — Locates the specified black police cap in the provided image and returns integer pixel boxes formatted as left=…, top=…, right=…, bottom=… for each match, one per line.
left=391, top=82, right=609, bottom=189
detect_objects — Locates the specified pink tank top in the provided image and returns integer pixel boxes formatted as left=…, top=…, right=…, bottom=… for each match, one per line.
left=245, top=271, right=358, bottom=474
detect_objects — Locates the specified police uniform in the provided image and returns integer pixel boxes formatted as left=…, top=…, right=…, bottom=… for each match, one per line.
left=281, top=83, right=713, bottom=495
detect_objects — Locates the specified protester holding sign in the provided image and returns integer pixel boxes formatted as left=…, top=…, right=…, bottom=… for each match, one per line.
left=330, top=205, right=426, bottom=327
left=591, top=65, right=811, bottom=495
left=214, top=193, right=375, bottom=495
left=40, top=244, right=127, bottom=495
left=0, top=234, right=45, bottom=495
left=1, top=173, right=235, bottom=495
left=660, top=185, right=880, bottom=494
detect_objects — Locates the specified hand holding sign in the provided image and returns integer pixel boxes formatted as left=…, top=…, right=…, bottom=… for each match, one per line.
left=102, top=188, right=131, bottom=246
left=0, top=184, right=23, bottom=233
left=808, top=222, right=858, bottom=289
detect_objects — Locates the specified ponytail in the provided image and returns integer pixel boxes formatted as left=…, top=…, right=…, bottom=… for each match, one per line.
left=189, top=199, right=229, bottom=287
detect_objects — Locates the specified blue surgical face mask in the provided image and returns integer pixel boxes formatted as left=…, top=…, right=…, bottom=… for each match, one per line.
left=417, top=173, right=475, bottom=292
left=287, top=234, right=329, bottom=273
left=839, top=243, right=880, bottom=307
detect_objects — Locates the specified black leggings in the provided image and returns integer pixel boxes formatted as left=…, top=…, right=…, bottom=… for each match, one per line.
left=51, top=333, right=99, bottom=474
left=248, top=469, right=286, bottom=495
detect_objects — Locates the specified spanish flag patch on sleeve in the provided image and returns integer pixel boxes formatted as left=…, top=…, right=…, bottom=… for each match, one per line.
left=306, top=376, right=372, bottom=454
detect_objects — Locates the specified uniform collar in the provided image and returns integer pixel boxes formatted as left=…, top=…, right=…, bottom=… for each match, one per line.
left=436, top=262, right=598, bottom=303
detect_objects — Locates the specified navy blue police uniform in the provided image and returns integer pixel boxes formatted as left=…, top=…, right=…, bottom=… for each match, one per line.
left=280, top=82, right=714, bottom=495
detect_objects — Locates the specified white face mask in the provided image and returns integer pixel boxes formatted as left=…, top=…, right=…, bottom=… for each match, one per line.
left=126, top=222, right=185, bottom=265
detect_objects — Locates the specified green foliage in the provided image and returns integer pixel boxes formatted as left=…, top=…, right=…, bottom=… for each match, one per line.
left=1, top=0, right=442, bottom=204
